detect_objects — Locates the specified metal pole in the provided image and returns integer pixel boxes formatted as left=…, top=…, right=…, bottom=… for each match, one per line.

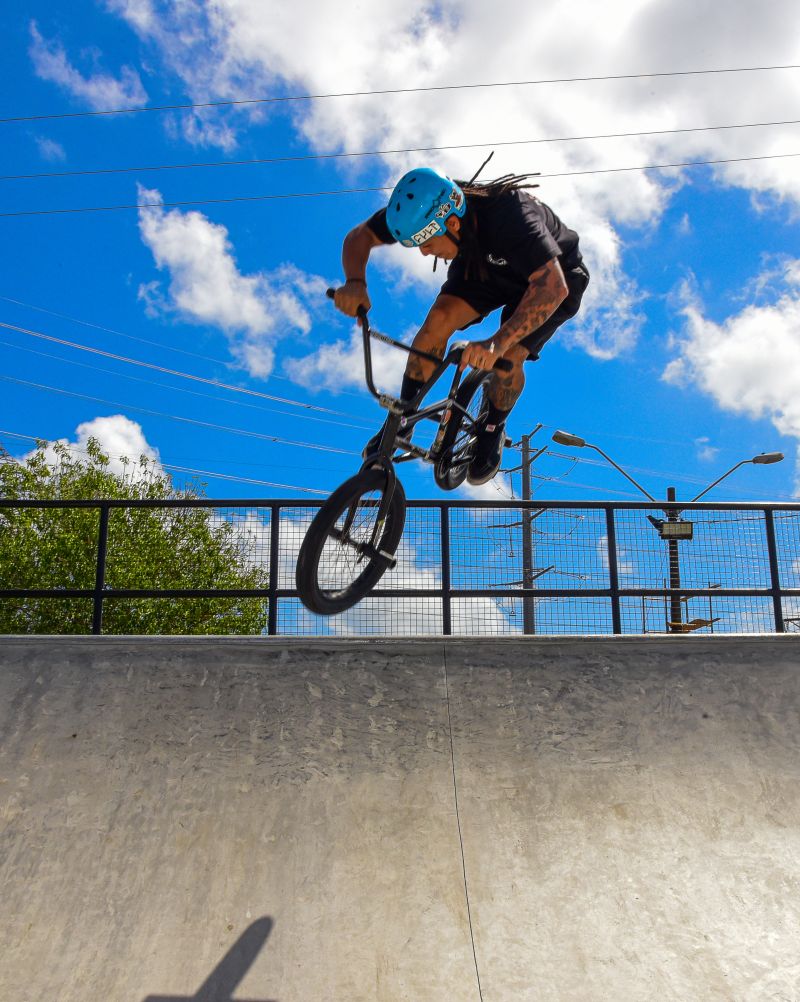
left=441, top=504, right=452, bottom=636
left=267, top=503, right=280, bottom=636
left=763, top=508, right=785, bottom=633
left=521, top=434, right=535, bottom=635
left=92, top=504, right=110, bottom=636
left=605, top=506, right=622, bottom=634
left=666, top=487, right=683, bottom=633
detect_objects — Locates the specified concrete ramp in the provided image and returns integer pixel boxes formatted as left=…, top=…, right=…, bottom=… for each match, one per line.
left=1, top=636, right=799, bottom=1001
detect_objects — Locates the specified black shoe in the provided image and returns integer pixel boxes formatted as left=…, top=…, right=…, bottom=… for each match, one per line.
left=361, top=420, right=413, bottom=460
left=467, top=422, right=506, bottom=485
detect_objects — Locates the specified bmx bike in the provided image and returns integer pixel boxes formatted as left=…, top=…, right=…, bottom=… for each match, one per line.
left=295, top=289, right=512, bottom=616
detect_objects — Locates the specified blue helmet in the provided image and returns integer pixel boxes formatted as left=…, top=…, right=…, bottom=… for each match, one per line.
left=387, top=168, right=466, bottom=247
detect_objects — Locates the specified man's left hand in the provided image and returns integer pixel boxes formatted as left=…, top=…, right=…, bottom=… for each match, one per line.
left=459, top=337, right=503, bottom=373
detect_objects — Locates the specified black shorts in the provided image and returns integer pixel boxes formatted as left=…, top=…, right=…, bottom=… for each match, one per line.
left=448, top=260, right=590, bottom=361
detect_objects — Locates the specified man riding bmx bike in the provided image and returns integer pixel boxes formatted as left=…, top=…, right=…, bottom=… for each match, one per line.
left=334, top=166, right=590, bottom=485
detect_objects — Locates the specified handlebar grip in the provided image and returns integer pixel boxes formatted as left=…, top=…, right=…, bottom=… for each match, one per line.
left=327, top=287, right=368, bottom=320
left=493, top=358, right=514, bottom=373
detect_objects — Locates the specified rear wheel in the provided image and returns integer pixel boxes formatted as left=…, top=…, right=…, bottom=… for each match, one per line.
left=296, top=469, right=406, bottom=615
left=433, top=371, right=490, bottom=491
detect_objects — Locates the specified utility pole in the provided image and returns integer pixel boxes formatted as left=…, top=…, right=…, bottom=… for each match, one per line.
left=666, top=487, right=683, bottom=633
left=519, top=427, right=546, bottom=635
left=521, top=434, right=535, bottom=634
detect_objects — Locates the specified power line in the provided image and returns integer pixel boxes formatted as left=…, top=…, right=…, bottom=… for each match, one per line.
left=0, top=428, right=354, bottom=477
left=0, top=319, right=360, bottom=421
left=4, top=151, right=799, bottom=218
left=0, top=429, right=328, bottom=494
left=4, top=117, right=800, bottom=182
left=0, top=185, right=388, bottom=217
left=543, top=450, right=795, bottom=502
left=3, top=63, right=799, bottom=124
left=0, top=295, right=367, bottom=400
left=0, top=338, right=374, bottom=432
left=0, top=299, right=772, bottom=460
left=0, top=374, right=362, bottom=457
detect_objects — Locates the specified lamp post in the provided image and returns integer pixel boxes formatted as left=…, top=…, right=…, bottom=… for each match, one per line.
left=551, top=431, right=784, bottom=633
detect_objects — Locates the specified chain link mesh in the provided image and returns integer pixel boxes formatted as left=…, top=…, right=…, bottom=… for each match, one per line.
left=1, top=501, right=797, bottom=636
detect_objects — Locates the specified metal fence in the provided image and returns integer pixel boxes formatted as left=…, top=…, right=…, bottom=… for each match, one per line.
left=1, top=497, right=799, bottom=636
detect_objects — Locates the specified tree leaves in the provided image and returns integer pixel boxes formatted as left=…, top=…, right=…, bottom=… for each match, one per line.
left=0, top=439, right=270, bottom=634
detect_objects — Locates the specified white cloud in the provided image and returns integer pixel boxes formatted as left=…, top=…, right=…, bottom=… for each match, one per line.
left=457, top=471, right=516, bottom=500
left=271, top=502, right=513, bottom=635
left=28, top=21, right=148, bottom=110
left=283, top=323, right=407, bottom=395
left=136, top=186, right=328, bottom=377
left=106, top=0, right=800, bottom=361
left=104, top=0, right=157, bottom=34
left=34, top=136, right=66, bottom=162
left=29, top=415, right=162, bottom=482
left=664, top=267, right=800, bottom=492
left=695, top=437, right=719, bottom=463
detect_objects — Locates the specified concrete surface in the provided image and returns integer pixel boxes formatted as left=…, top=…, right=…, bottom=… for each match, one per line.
left=1, top=635, right=799, bottom=1002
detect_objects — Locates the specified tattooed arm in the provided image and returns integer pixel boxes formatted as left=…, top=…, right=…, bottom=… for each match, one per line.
left=458, top=258, right=568, bottom=371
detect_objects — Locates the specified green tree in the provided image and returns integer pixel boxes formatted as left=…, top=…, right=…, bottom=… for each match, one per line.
left=0, top=438, right=270, bottom=635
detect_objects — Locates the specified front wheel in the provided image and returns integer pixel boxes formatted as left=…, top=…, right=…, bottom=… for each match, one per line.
left=434, top=371, right=490, bottom=491
left=296, top=469, right=407, bottom=615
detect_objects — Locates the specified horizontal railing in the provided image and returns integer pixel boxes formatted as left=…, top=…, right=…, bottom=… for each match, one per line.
left=1, top=498, right=798, bottom=636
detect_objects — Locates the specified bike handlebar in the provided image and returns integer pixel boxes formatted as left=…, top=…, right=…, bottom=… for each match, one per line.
left=325, top=287, right=513, bottom=373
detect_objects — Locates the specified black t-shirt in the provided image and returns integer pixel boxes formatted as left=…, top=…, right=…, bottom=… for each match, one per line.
left=366, top=189, right=582, bottom=314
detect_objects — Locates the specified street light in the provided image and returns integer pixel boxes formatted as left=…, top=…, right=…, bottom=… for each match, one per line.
left=689, top=452, right=784, bottom=501
left=550, top=431, right=784, bottom=632
left=551, top=430, right=658, bottom=501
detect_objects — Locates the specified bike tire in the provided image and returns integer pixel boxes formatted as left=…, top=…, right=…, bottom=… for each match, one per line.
left=296, top=468, right=407, bottom=615
left=433, top=370, right=490, bottom=491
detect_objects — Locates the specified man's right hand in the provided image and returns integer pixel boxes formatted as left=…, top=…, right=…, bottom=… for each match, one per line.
left=334, top=280, right=371, bottom=318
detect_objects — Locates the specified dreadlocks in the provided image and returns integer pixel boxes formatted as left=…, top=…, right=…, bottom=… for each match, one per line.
left=452, top=172, right=541, bottom=281
left=456, top=172, right=541, bottom=200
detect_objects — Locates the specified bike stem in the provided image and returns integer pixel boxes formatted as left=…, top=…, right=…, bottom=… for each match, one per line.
left=353, top=303, right=459, bottom=414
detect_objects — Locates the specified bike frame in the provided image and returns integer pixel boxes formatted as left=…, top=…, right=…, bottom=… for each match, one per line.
left=325, top=291, right=510, bottom=562
left=354, top=303, right=478, bottom=467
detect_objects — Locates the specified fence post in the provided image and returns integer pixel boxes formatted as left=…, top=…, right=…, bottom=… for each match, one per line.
left=440, top=504, right=452, bottom=636
left=605, top=506, right=622, bottom=635
left=268, top=503, right=280, bottom=636
left=763, top=508, right=785, bottom=633
left=92, top=504, right=110, bottom=636
left=521, top=436, right=535, bottom=635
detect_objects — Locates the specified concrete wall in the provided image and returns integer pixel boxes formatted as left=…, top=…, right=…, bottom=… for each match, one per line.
left=1, top=636, right=799, bottom=1001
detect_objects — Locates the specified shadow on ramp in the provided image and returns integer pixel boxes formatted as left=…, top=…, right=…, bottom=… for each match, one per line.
left=143, top=917, right=277, bottom=1002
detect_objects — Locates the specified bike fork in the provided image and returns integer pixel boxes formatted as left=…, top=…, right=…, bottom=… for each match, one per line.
left=339, top=423, right=402, bottom=561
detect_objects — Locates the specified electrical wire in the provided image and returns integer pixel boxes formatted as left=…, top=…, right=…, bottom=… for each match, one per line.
left=5, top=151, right=800, bottom=218
left=544, top=449, right=795, bottom=500
left=0, top=429, right=328, bottom=494
left=0, top=294, right=368, bottom=400
left=0, top=338, right=374, bottom=432
left=0, top=300, right=778, bottom=468
left=0, top=184, right=388, bottom=217
left=4, top=117, right=800, bottom=182
left=0, top=319, right=362, bottom=421
left=3, top=62, right=799, bottom=124
left=0, top=374, right=362, bottom=456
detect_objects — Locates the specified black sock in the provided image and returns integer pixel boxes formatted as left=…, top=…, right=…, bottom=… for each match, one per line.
left=400, top=374, right=425, bottom=403
left=483, top=401, right=511, bottom=432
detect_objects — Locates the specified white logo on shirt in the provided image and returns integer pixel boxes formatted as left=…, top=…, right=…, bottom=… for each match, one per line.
left=486, top=254, right=508, bottom=267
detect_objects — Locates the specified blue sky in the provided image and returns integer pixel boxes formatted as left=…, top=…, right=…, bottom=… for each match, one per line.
left=2, top=0, right=800, bottom=507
